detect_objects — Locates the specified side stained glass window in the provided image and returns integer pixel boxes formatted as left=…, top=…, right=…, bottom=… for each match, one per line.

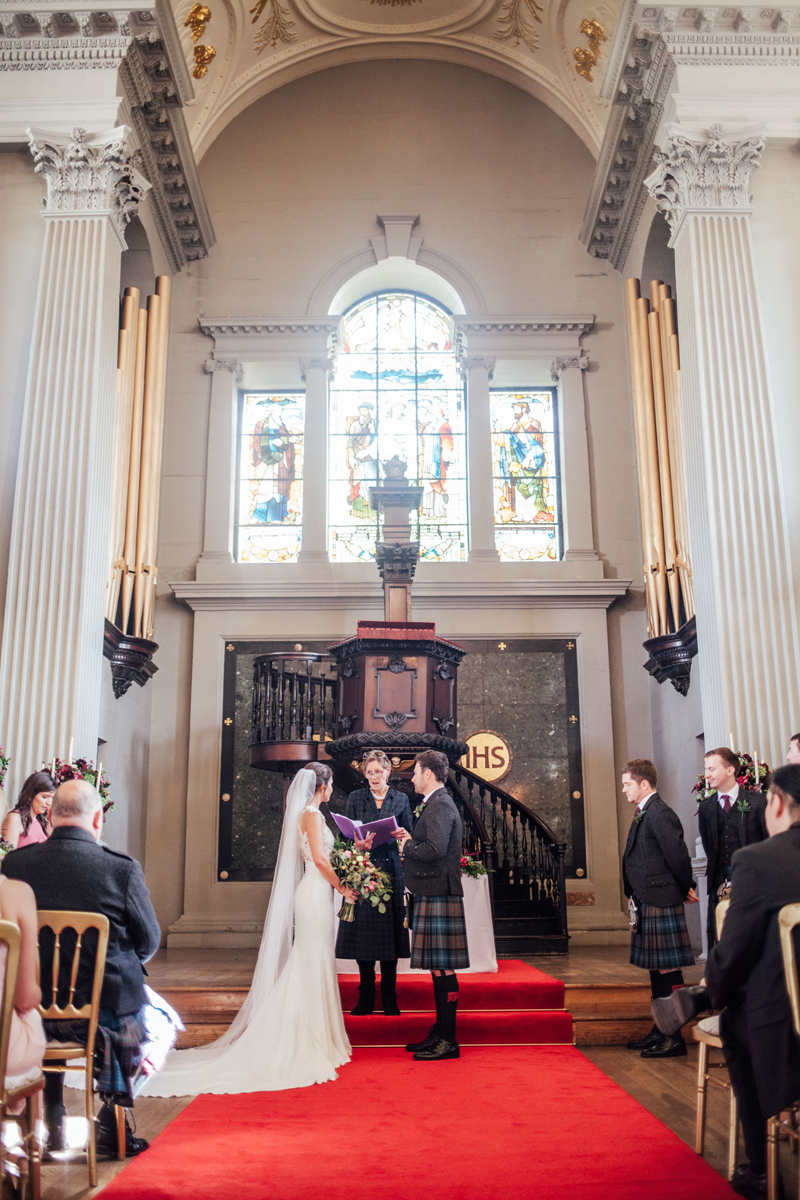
left=491, top=389, right=562, bottom=562
left=329, top=293, right=467, bottom=562
left=236, top=391, right=305, bottom=563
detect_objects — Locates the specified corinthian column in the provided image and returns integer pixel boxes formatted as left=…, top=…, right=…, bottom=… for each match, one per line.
left=0, top=127, right=148, bottom=788
left=644, top=123, right=800, bottom=763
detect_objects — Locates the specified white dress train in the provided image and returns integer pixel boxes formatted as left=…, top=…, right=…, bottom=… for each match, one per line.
left=141, top=801, right=351, bottom=1096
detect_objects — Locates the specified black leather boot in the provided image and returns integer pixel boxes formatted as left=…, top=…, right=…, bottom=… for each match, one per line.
left=43, top=1071, right=66, bottom=1157
left=95, top=1100, right=149, bottom=1160
left=379, top=960, right=401, bottom=1015
left=350, top=960, right=376, bottom=1015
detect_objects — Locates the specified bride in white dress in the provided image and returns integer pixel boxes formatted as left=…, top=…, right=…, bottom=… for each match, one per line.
left=141, top=762, right=357, bottom=1095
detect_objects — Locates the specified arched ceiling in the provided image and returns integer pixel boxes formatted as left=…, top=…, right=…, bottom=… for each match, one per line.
left=174, top=0, right=620, bottom=160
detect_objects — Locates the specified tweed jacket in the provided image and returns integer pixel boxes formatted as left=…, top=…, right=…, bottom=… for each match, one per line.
left=622, top=793, right=694, bottom=908
left=706, top=825, right=800, bottom=1118
left=698, top=788, right=767, bottom=889
left=2, top=825, right=161, bottom=1015
left=402, top=786, right=463, bottom=898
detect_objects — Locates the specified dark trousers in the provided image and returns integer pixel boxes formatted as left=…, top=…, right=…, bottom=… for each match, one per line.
left=720, top=1003, right=767, bottom=1175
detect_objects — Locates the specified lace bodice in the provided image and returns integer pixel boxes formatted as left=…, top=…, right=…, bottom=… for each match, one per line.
left=298, top=807, right=334, bottom=865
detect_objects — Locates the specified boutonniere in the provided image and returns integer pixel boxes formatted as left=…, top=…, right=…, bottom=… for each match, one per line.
left=413, top=800, right=427, bottom=819
left=634, top=809, right=645, bottom=824
left=735, top=796, right=751, bottom=819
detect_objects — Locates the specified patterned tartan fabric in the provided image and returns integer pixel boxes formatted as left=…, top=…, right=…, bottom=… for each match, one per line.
left=410, top=894, right=470, bottom=970
left=44, top=1006, right=147, bottom=1107
left=630, top=901, right=695, bottom=970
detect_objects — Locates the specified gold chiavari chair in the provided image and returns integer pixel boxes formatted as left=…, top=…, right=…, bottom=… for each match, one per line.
left=693, top=897, right=739, bottom=1180
left=767, top=903, right=800, bottom=1200
left=37, top=910, right=125, bottom=1188
left=0, top=918, right=45, bottom=1200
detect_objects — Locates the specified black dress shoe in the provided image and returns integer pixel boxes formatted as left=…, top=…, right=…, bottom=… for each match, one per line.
left=652, top=985, right=711, bottom=1036
left=626, top=1026, right=663, bottom=1051
left=381, top=996, right=401, bottom=1015
left=730, top=1163, right=781, bottom=1199
left=45, top=1101, right=67, bottom=1153
left=95, top=1108, right=150, bottom=1160
left=413, top=1038, right=460, bottom=1061
left=641, top=1033, right=687, bottom=1058
left=405, top=1024, right=438, bottom=1053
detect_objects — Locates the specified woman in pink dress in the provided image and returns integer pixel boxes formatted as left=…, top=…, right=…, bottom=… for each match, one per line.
left=0, top=871, right=46, bottom=1111
left=2, top=770, right=55, bottom=849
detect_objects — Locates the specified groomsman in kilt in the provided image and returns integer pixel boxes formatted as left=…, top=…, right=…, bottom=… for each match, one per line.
left=621, top=758, right=699, bottom=1058
left=394, top=749, right=469, bottom=1061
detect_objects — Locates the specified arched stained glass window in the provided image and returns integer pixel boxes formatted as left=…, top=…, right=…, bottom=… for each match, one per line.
left=491, top=389, right=562, bottom=561
left=328, top=293, right=467, bottom=562
left=235, top=391, right=305, bottom=562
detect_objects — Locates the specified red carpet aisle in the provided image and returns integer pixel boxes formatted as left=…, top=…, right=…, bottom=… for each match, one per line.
left=99, top=1046, right=735, bottom=1200
left=100, top=964, right=734, bottom=1199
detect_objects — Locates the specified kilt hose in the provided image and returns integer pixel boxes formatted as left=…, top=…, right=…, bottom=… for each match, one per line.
left=630, top=901, right=694, bottom=971
left=410, top=895, right=470, bottom=971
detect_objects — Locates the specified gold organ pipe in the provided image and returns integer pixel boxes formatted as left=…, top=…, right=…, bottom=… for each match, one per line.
left=647, top=308, right=681, bottom=627
left=106, top=290, right=140, bottom=622
left=625, top=278, right=660, bottom=638
left=636, top=296, right=668, bottom=636
left=134, top=293, right=162, bottom=639
left=658, top=285, right=694, bottom=621
left=142, top=275, right=171, bottom=641
left=121, top=305, right=148, bottom=633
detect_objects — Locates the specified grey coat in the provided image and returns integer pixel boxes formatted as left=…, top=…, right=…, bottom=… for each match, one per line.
left=2, top=825, right=161, bottom=1015
left=622, top=793, right=694, bottom=908
left=402, top=787, right=463, bottom=897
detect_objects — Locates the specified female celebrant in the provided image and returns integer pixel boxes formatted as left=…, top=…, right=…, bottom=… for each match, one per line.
left=336, top=750, right=412, bottom=1015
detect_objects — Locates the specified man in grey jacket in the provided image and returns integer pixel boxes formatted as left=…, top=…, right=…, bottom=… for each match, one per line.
left=2, top=779, right=161, bottom=1158
left=394, top=749, right=468, bottom=1061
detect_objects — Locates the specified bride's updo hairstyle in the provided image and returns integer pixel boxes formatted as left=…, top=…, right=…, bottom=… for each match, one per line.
left=306, top=762, right=333, bottom=791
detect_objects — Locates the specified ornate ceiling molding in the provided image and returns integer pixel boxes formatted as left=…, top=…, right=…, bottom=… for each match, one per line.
left=453, top=313, right=596, bottom=360
left=580, top=0, right=800, bottom=268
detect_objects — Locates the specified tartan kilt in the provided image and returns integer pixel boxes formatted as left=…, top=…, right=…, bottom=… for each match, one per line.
left=44, top=1006, right=147, bottom=1107
left=410, top=895, right=470, bottom=971
left=630, top=901, right=695, bottom=970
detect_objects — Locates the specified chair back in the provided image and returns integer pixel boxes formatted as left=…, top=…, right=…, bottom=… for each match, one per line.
left=777, top=902, right=800, bottom=1041
left=716, top=897, right=731, bottom=941
left=36, top=911, right=110, bottom=1047
left=0, top=920, right=21, bottom=1092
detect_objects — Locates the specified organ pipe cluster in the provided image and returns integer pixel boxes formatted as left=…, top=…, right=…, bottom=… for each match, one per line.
left=105, top=277, right=171, bottom=642
left=625, top=279, right=694, bottom=639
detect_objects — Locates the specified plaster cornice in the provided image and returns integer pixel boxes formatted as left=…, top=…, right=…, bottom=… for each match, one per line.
left=200, top=317, right=342, bottom=337
left=169, top=578, right=631, bottom=611
left=454, top=315, right=595, bottom=335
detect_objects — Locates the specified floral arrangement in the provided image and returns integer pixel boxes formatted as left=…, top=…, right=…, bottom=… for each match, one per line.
left=51, top=757, right=113, bottom=814
left=693, top=751, right=770, bottom=813
left=0, top=748, right=9, bottom=788
left=460, top=853, right=488, bottom=879
left=0, top=838, right=14, bottom=862
left=330, top=836, right=392, bottom=922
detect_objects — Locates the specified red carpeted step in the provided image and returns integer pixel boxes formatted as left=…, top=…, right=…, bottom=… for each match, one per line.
left=338, top=958, right=564, bottom=1011
left=344, top=1009, right=573, bottom=1045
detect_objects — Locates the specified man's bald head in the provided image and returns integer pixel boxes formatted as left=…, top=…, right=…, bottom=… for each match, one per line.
left=51, top=779, right=103, bottom=838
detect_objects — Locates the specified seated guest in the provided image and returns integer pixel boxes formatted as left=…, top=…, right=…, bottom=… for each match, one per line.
left=652, top=764, right=800, bottom=1199
left=0, top=871, right=46, bottom=1103
left=1, top=770, right=55, bottom=848
left=2, top=779, right=161, bottom=1158
left=786, top=734, right=800, bottom=764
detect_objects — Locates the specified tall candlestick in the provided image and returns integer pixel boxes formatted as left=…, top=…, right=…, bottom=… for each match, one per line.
left=752, top=749, right=759, bottom=791
left=68, top=737, right=73, bottom=764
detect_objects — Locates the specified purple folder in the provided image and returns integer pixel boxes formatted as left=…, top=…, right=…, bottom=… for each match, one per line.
left=332, top=812, right=399, bottom=849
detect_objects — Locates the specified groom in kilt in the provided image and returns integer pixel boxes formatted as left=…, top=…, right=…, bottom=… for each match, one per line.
left=394, top=750, right=469, bottom=1061
left=622, top=758, right=699, bottom=1058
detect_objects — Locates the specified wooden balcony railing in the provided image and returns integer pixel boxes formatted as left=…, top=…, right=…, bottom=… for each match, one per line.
left=251, top=652, right=338, bottom=766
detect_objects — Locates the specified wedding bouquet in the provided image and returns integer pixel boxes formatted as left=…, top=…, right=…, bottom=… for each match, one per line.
left=330, top=836, right=392, bottom=922
left=51, top=757, right=114, bottom=814
left=460, top=853, right=488, bottom=879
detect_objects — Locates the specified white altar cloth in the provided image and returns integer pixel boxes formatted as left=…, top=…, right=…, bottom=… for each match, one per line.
left=335, top=874, right=497, bottom=974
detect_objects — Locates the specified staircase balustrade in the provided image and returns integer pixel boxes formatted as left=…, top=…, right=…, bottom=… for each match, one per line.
left=251, top=652, right=338, bottom=751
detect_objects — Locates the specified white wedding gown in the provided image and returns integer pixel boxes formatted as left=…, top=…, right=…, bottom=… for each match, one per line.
left=141, top=797, right=351, bottom=1096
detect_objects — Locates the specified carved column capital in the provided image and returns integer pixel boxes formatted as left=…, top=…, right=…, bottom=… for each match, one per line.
left=460, top=356, right=496, bottom=380
left=204, top=357, right=244, bottom=383
left=300, top=356, right=334, bottom=381
left=551, top=356, right=589, bottom=382
left=644, top=122, right=766, bottom=241
left=27, top=125, right=150, bottom=242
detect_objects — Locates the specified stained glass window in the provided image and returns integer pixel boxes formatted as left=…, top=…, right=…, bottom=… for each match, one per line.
left=329, top=293, right=467, bottom=562
left=235, top=391, right=305, bottom=563
left=491, top=389, right=562, bottom=562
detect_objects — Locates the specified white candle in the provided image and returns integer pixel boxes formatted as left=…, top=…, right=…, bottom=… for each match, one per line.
left=68, top=737, right=74, bottom=764
left=97, top=761, right=103, bottom=784
left=752, top=749, right=759, bottom=790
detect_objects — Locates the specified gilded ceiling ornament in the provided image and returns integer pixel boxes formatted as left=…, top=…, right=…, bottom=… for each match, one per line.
left=573, top=18, right=606, bottom=82
left=185, top=3, right=212, bottom=42
left=192, top=42, right=216, bottom=77
left=494, top=0, right=543, bottom=52
left=251, top=0, right=298, bottom=50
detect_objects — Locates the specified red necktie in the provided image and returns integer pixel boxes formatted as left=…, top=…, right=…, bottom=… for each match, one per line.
left=721, top=794, right=732, bottom=814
